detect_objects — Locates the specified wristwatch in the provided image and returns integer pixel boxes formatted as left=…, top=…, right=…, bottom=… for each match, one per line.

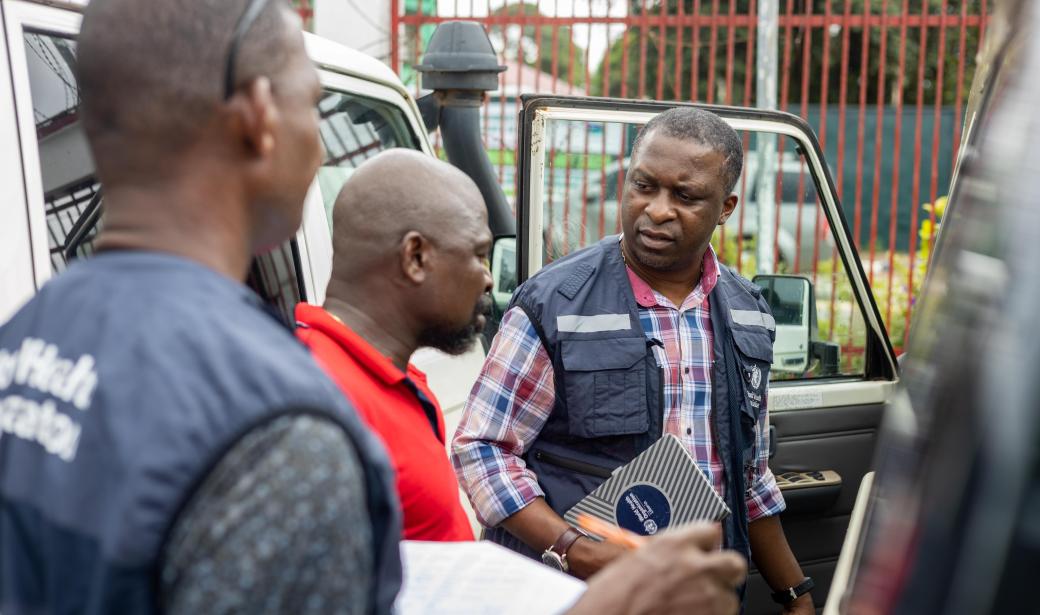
left=541, top=527, right=588, bottom=573
left=771, top=576, right=815, bottom=605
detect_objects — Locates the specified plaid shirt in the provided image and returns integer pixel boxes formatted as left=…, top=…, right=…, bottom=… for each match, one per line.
left=451, top=246, right=785, bottom=528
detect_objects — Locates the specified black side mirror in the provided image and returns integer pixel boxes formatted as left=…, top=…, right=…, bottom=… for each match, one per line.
left=479, top=235, right=517, bottom=351
left=491, top=236, right=517, bottom=312
left=810, top=340, right=841, bottom=376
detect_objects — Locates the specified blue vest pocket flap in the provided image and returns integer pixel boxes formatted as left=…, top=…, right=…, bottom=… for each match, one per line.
left=560, top=338, right=649, bottom=438
left=560, top=337, right=646, bottom=371
left=731, top=328, right=774, bottom=363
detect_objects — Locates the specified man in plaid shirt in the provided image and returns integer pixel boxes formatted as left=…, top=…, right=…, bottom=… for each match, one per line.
left=452, top=108, right=813, bottom=613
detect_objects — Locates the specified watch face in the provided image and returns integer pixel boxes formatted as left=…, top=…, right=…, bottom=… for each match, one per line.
left=541, top=550, right=566, bottom=572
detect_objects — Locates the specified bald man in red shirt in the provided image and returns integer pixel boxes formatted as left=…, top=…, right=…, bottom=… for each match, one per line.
left=296, top=150, right=493, bottom=541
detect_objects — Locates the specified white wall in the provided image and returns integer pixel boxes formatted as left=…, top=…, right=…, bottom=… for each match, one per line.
left=314, top=0, right=392, bottom=65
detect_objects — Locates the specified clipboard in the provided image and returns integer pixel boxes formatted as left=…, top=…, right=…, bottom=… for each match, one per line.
left=564, top=434, right=730, bottom=537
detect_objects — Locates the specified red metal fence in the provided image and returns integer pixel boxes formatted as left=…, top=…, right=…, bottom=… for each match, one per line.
left=390, top=1, right=990, bottom=352
left=291, top=0, right=314, bottom=30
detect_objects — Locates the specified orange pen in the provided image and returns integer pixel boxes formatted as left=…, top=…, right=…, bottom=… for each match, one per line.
left=575, top=513, right=647, bottom=550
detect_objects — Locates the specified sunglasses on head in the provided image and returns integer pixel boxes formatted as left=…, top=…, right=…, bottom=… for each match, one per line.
left=223, top=0, right=271, bottom=101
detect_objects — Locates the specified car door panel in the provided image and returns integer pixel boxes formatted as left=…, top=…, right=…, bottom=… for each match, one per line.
left=744, top=400, right=884, bottom=613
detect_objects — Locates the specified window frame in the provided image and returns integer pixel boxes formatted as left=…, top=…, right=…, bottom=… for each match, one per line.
left=0, top=2, right=38, bottom=323
left=300, top=67, right=433, bottom=305
left=514, top=94, right=898, bottom=391
left=5, top=0, right=82, bottom=292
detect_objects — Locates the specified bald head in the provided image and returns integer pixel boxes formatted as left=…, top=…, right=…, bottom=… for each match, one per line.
left=329, top=149, right=488, bottom=283
left=323, top=149, right=494, bottom=359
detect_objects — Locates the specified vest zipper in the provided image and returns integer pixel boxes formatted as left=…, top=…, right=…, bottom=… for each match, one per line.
left=710, top=358, right=723, bottom=459
left=657, top=365, right=666, bottom=439
left=533, top=450, right=613, bottom=479
left=647, top=337, right=666, bottom=439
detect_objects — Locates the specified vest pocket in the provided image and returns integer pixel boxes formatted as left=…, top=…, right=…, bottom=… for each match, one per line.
left=560, top=337, right=650, bottom=438
left=533, top=450, right=614, bottom=479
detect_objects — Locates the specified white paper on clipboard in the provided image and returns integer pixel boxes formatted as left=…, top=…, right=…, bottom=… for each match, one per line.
left=395, top=540, right=587, bottom=615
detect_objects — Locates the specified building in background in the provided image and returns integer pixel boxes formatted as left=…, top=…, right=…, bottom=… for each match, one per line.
left=313, top=0, right=393, bottom=63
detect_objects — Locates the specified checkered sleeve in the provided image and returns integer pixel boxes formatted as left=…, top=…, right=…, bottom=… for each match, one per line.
left=745, top=386, right=786, bottom=521
left=450, top=307, right=557, bottom=528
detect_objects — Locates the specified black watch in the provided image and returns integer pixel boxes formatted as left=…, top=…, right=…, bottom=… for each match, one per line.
left=771, top=576, right=814, bottom=605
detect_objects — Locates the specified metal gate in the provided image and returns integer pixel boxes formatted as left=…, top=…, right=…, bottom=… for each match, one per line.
left=390, top=0, right=990, bottom=351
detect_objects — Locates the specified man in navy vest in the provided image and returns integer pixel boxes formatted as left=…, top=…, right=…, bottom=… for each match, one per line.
left=453, top=107, right=814, bottom=613
left=0, top=1, right=403, bottom=613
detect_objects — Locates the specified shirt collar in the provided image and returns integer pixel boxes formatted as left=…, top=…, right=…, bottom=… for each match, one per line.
left=624, top=243, right=721, bottom=309
left=295, top=303, right=423, bottom=386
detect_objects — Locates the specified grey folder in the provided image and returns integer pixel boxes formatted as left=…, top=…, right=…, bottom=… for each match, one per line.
left=564, top=434, right=730, bottom=537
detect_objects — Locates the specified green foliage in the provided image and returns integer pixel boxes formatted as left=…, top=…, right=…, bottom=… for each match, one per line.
left=591, top=0, right=986, bottom=105
left=491, top=2, right=588, bottom=87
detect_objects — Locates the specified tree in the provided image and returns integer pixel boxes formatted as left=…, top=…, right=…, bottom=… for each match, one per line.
left=490, top=2, right=588, bottom=87
left=591, top=0, right=985, bottom=106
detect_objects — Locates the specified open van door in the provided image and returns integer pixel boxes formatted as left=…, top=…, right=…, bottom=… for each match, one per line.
left=509, top=95, right=898, bottom=613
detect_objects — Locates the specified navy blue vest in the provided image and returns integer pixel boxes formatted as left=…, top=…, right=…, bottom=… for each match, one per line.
left=0, top=252, right=401, bottom=615
left=486, top=236, right=775, bottom=563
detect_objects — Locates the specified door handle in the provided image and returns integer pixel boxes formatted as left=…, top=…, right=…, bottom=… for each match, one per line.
left=775, top=470, right=842, bottom=490
left=775, top=470, right=843, bottom=515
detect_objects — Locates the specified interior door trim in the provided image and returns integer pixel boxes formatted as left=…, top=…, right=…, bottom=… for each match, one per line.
left=770, top=380, right=896, bottom=412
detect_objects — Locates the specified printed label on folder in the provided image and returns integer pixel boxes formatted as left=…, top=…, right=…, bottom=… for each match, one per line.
left=615, top=484, right=671, bottom=535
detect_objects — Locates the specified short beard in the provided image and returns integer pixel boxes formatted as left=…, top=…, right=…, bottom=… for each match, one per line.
left=417, top=295, right=493, bottom=356
left=629, top=242, right=697, bottom=273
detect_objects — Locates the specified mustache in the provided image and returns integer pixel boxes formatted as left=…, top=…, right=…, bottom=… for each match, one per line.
left=474, top=294, right=493, bottom=318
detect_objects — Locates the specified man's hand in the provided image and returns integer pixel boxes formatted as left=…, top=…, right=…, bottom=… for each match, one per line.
left=566, top=523, right=746, bottom=615
left=566, top=535, right=628, bottom=579
left=501, top=497, right=628, bottom=579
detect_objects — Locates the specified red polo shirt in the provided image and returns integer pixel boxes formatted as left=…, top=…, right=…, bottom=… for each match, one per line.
left=295, top=303, right=474, bottom=541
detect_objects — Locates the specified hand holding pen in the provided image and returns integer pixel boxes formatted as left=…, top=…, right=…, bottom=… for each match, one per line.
left=567, top=514, right=745, bottom=615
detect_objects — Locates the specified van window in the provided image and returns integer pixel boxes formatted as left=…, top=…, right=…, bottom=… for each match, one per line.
left=316, top=90, right=422, bottom=227
left=20, top=31, right=304, bottom=324
left=22, top=33, right=99, bottom=273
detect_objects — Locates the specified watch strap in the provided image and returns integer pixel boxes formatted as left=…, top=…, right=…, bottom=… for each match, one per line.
left=771, top=576, right=815, bottom=605
left=553, top=524, right=586, bottom=557
left=549, top=527, right=586, bottom=559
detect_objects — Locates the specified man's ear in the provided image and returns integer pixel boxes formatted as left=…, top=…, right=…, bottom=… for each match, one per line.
left=718, top=193, right=739, bottom=225
left=400, top=231, right=430, bottom=284
left=230, top=76, right=278, bottom=157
